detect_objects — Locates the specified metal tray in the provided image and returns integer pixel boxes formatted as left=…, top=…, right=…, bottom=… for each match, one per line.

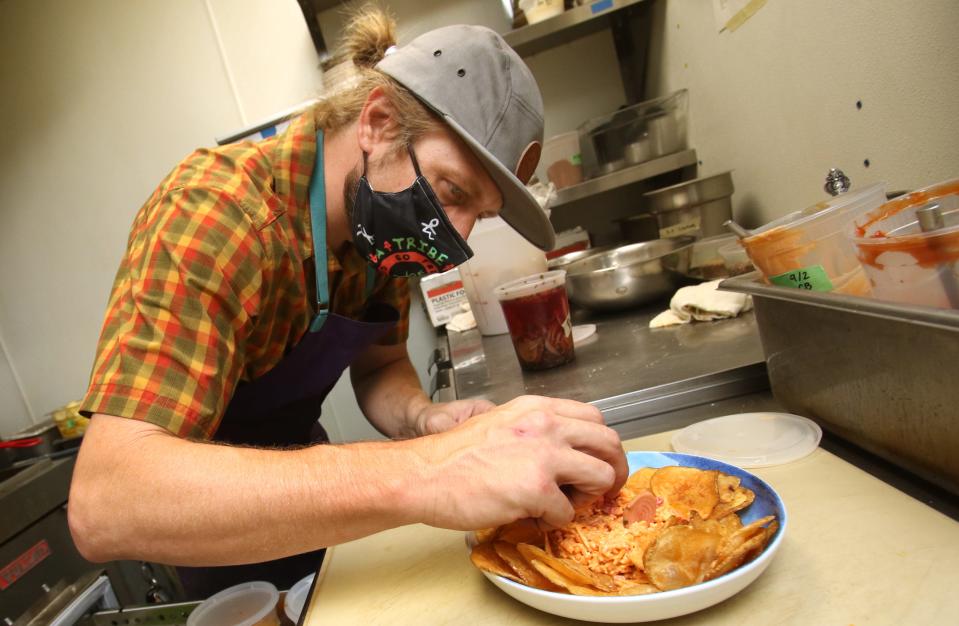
left=721, top=273, right=959, bottom=496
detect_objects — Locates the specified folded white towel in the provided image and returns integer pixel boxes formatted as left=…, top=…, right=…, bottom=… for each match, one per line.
left=649, top=280, right=753, bottom=328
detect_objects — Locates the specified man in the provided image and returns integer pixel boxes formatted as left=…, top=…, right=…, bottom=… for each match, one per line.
left=68, top=9, right=627, bottom=598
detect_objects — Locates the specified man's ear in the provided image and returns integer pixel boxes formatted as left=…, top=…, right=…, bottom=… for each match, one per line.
left=357, top=86, right=403, bottom=158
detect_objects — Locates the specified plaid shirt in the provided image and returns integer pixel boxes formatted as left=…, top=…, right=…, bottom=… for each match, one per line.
left=80, top=111, right=410, bottom=439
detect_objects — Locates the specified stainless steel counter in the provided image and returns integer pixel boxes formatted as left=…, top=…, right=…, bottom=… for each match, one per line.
left=442, top=304, right=769, bottom=428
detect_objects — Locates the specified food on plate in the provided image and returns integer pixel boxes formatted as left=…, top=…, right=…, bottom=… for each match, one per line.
left=469, top=465, right=778, bottom=596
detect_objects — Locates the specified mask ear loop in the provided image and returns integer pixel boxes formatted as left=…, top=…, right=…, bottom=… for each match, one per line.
left=407, top=144, right=424, bottom=178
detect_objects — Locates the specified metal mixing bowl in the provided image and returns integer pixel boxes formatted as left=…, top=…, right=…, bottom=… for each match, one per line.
left=564, top=237, right=694, bottom=311
left=546, top=245, right=619, bottom=273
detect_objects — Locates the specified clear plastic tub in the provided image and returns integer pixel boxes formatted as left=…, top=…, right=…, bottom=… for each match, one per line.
left=578, top=90, right=688, bottom=179
left=539, top=131, right=583, bottom=189
left=494, top=270, right=574, bottom=371
left=740, top=182, right=887, bottom=295
left=848, top=178, right=959, bottom=309
left=187, top=581, right=280, bottom=626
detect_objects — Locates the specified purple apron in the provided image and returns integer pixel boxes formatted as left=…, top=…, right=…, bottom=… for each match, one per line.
left=176, top=130, right=398, bottom=599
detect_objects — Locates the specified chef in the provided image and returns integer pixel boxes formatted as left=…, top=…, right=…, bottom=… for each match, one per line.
left=68, top=8, right=627, bottom=599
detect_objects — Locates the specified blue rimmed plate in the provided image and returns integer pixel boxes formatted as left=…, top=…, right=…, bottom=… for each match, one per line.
left=466, top=451, right=787, bottom=623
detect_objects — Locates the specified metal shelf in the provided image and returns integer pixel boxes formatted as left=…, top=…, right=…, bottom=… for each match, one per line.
left=504, top=0, right=648, bottom=58
left=552, top=149, right=698, bottom=208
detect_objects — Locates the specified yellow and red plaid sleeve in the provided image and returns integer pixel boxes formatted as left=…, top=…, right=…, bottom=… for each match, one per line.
left=80, top=186, right=264, bottom=439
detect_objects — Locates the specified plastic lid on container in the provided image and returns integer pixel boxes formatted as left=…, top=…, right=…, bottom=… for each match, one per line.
left=572, top=324, right=596, bottom=346
left=747, top=182, right=887, bottom=239
left=493, top=270, right=566, bottom=301
left=284, top=574, right=316, bottom=623
left=671, top=412, right=822, bottom=468
left=187, top=581, right=279, bottom=626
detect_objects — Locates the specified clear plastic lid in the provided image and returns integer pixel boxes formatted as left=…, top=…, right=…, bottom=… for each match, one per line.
left=187, top=581, right=279, bottom=626
left=671, top=412, right=822, bottom=468
left=493, top=270, right=567, bottom=301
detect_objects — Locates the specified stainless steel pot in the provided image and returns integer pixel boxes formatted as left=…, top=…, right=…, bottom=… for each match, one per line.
left=644, top=172, right=735, bottom=239
left=564, top=237, right=693, bottom=311
left=546, top=245, right=619, bottom=273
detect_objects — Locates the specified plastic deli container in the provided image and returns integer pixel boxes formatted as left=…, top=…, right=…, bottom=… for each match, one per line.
left=187, top=581, right=280, bottom=626
left=740, top=182, right=887, bottom=296
left=459, top=218, right=548, bottom=336
left=539, top=131, right=583, bottom=189
left=520, top=0, right=564, bottom=24
left=849, top=178, right=959, bottom=309
left=578, top=89, right=688, bottom=179
left=494, top=270, right=575, bottom=371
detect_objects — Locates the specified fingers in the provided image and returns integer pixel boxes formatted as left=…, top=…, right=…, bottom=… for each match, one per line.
left=536, top=396, right=604, bottom=425
left=554, top=419, right=629, bottom=495
left=536, top=483, right=576, bottom=528
left=553, top=448, right=618, bottom=498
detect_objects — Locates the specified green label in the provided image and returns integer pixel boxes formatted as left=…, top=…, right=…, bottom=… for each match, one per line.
left=769, top=265, right=834, bottom=291
left=570, top=153, right=582, bottom=165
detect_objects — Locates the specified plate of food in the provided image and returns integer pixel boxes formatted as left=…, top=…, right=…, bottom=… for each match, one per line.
left=467, top=451, right=786, bottom=623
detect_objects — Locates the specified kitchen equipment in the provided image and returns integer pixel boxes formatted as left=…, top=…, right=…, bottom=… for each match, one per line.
left=671, top=412, right=822, bottom=468
left=739, top=181, right=886, bottom=295
left=615, top=213, right=659, bottom=243
left=466, top=451, right=786, bottom=623
left=564, top=238, right=693, bottom=311
left=662, top=234, right=740, bottom=280
left=458, top=217, right=548, bottom=336
left=644, top=171, right=734, bottom=239
left=578, top=90, right=688, bottom=179
left=721, top=272, right=959, bottom=497
left=848, top=178, right=959, bottom=309
left=546, top=244, right=619, bottom=272
left=494, top=270, right=575, bottom=371
left=539, top=131, right=583, bottom=189
left=186, top=581, right=280, bottom=626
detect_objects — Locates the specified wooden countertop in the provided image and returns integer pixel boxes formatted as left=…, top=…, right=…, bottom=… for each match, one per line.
left=301, top=430, right=959, bottom=625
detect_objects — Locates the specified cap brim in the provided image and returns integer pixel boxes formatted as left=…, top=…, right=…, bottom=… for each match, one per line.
left=441, top=115, right=556, bottom=251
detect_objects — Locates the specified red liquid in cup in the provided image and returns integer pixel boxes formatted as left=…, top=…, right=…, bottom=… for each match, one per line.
left=499, top=285, right=575, bottom=371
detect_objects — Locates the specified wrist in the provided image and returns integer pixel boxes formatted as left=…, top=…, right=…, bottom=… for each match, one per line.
left=404, top=393, right=433, bottom=438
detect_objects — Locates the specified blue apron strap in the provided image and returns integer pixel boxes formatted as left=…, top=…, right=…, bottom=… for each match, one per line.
left=308, top=130, right=330, bottom=332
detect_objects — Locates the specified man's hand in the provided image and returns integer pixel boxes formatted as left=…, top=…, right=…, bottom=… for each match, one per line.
left=408, top=395, right=628, bottom=532
left=412, top=398, right=496, bottom=436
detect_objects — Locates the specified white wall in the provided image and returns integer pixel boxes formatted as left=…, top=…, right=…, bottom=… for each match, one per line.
left=0, top=0, right=321, bottom=433
left=645, top=0, right=959, bottom=226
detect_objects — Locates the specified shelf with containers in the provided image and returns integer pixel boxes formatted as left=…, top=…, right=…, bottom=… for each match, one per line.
left=503, top=0, right=700, bottom=245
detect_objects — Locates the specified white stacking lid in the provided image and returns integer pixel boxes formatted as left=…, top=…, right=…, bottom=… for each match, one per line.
left=671, top=412, right=822, bottom=468
left=187, top=581, right=279, bottom=626
left=284, top=573, right=316, bottom=624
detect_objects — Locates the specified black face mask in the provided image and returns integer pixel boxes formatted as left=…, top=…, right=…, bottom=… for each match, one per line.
left=351, top=147, right=474, bottom=277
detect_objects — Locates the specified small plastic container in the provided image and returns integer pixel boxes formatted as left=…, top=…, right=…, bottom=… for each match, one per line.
left=741, top=182, right=887, bottom=296
left=459, top=217, right=548, bottom=336
left=578, top=90, right=688, bottom=179
left=539, top=131, right=583, bottom=189
left=187, top=581, right=280, bottom=626
left=494, top=270, right=575, bottom=371
left=283, top=574, right=315, bottom=624
left=520, top=0, right=564, bottom=24
left=848, top=178, right=959, bottom=309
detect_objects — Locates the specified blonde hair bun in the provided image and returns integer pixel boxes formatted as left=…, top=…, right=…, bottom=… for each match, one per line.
left=341, top=5, right=397, bottom=69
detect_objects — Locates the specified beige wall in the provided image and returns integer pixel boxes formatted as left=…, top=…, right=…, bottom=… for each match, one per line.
left=645, top=0, right=959, bottom=227
left=0, top=0, right=321, bottom=435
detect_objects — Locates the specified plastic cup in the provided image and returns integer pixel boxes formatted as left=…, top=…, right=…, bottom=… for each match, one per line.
left=718, top=241, right=755, bottom=276
left=740, top=182, right=886, bottom=295
left=848, top=178, right=959, bottom=309
left=494, top=270, right=575, bottom=371
left=187, top=581, right=280, bottom=626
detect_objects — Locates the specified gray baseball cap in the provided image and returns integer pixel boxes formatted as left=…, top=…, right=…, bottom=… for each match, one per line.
left=377, top=24, right=555, bottom=251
